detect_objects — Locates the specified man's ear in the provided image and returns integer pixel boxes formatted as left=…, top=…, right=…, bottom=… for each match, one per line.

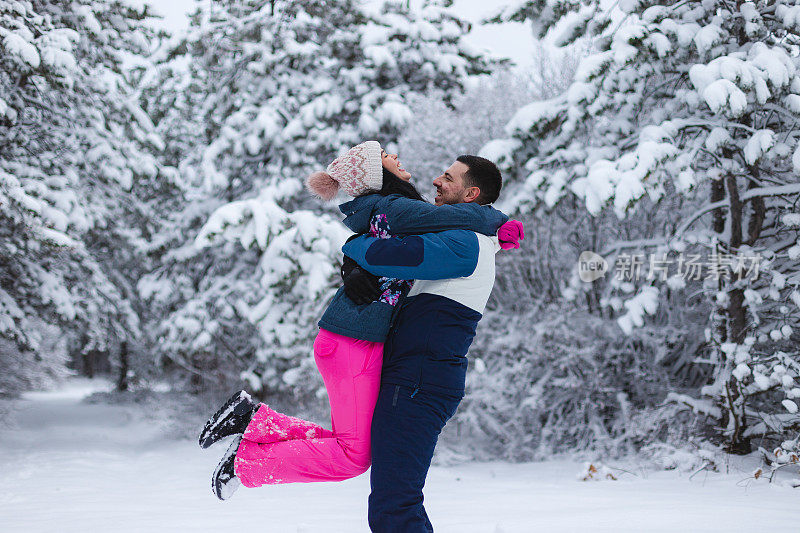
left=464, top=186, right=481, bottom=203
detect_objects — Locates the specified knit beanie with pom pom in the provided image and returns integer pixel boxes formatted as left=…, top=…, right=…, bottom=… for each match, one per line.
left=306, top=140, right=383, bottom=201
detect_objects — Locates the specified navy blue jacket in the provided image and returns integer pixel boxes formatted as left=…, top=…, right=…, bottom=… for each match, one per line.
left=344, top=227, right=500, bottom=396
left=318, top=194, right=507, bottom=342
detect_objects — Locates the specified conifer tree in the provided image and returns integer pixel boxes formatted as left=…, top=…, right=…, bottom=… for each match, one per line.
left=141, top=0, right=495, bottom=394
left=486, top=0, right=800, bottom=453
left=1, top=0, right=172, bottom=393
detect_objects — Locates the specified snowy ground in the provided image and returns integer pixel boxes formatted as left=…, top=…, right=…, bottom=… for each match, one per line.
left=0, top=379, right=797, bottom=532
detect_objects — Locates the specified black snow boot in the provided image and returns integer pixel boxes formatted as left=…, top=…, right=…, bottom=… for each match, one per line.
left=198, top=390, right=259, bottom=449
left=212, top=434, right=242, bottom=500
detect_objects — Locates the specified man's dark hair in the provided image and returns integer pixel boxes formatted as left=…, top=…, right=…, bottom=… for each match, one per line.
left=457, top=155, right=502, bottom=205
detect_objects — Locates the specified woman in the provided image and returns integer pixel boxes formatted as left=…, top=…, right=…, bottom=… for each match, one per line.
left=198, top=141, right=516, bottom=499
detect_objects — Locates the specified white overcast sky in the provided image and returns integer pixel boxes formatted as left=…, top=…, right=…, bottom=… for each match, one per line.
left=146, top=0, right=536, bottom=68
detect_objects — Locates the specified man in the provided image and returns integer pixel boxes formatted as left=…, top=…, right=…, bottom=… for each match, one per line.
left=342, top=155, right=521, bottom=532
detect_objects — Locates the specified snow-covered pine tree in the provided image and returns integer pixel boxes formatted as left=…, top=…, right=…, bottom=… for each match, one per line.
left=359, top=0, right=494, bottom=143
left=399, top=46, right=577, bottom=186
left=139, top=0, right=369, bottom=394
left=0, top=0, right=171, bottom=394
left=485, top=0, right=800, bottom=454
left=1, top=1, right=81, bottom=380
left=140, top=0, right=496, bottom=396
left=60, top=1, right=179, bottom=386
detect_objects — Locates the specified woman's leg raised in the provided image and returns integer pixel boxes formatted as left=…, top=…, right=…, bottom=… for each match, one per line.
left=242, top=404, right=333, bottom=444
left=234, top=329, right=383, bottom=487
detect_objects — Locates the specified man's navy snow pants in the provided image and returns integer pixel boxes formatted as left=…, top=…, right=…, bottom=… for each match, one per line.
left=368, top=383, right=462, bottom=532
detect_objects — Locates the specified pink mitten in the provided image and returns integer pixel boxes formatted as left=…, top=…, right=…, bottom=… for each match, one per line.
left=498, top=220, right=524, bottom=250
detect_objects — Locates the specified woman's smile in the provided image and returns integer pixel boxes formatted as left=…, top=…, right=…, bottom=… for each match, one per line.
left=381, top=149, right=412, bottom=181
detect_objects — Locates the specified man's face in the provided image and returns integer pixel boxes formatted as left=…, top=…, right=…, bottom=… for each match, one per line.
left=432, top=161, right=480, bottom=206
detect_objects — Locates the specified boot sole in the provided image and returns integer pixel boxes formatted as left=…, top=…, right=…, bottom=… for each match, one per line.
left=198, top=390, right=250, bottom=449
left=212, top=435, right=242, bottom=500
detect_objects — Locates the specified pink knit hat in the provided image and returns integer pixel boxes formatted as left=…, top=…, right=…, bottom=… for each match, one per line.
left=306, top=141, right=383, bottom=201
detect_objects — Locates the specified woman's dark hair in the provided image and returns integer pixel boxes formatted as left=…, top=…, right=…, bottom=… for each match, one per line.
left=378, top=168, right=426, bottom=201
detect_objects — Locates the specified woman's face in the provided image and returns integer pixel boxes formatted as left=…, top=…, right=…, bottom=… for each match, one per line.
left=381, top=149, right=412, bottom=181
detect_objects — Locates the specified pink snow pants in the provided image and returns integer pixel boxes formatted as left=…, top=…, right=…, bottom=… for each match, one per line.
left=234, top=328, right=383, bottom=487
